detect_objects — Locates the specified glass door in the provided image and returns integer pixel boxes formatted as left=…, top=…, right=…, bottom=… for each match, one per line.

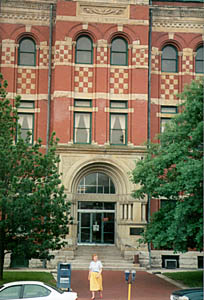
left=103, top=212, right=114, bottom=244
left=78, top=202, right=115, bottom=244
left=79, top=212, right=91, bottom=243
left=92, top=213, right=102, bottom=243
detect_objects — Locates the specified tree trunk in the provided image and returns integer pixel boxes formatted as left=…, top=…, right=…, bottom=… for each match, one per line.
left=0, top=230, right=5, bottom=280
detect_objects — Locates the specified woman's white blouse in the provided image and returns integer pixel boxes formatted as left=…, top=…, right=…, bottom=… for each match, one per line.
left=89, top=260, right=103, bottom=272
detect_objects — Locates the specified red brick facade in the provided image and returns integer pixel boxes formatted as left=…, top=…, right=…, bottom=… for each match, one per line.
left=0, top=0, right=203, bottom=268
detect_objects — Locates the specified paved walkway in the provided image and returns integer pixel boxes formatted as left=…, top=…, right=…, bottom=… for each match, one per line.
left=71, top=270, right=179, bottom=300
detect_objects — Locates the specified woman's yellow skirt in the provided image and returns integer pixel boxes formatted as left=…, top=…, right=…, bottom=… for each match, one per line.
left=90, top=272, right=103, bottom=291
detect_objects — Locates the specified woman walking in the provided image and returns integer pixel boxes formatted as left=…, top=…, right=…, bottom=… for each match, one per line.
left=88, top=254, right=103, bottom=299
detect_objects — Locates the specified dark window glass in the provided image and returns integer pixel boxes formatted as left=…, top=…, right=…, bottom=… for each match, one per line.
left=195, top=46, right=204, bottom=74
left=18, top=38, right=36, bottom=66
left=161, top=45, right=178, bottom=73
left=198, top=256, right=203, bottom=269
left=160, top=200, right=177, bottom=208
left=76, top=36, right=93, bottom=64
left=77, top=173, right=115, bottom=194
left=130, top=228, right=144, bottom=235
left=23, top=284, right=51, bottom=298
left=111, top=38, right=128, bottom=66
left=0, top=285, right=22, bottom=299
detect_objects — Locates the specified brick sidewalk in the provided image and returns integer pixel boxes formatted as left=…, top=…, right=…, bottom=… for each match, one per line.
left=71, top=270, right=178, bottom=300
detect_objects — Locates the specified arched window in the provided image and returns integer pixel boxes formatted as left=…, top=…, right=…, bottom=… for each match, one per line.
left=161, top=45, right=178, bottom=73
left=18, top=37, right=36, bottom=66
left=111, top=37, right=128, bottom=66
left=195, top=46, right=204, bottom=74
left=77, top=172, right=115, bottom=194
left=75, top=35, right=93, bottom=64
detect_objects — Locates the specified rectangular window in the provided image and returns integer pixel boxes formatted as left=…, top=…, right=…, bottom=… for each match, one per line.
left=110, top=101, right=127, bottom=109
left=74, top=100, right=92, bottom=107
left=161, top=199, right=177, bottom=208
left=19, top=101, right=35, bottom=109
left=18, top=113, right=34, bottom=144
left=161, top=106, right=177, bottom=114
left=160, top=106, right=177, bottom=133
left=130, top=228, right=144, bottom=236
left=110, top=114, right=127, bottom=145
left=160, top=118, right=171, bottom=133
left=74, top=112, right=91, bottom=144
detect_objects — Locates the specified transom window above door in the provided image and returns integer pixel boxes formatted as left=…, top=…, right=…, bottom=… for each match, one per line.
left=77, top=172, right=115, bottom=194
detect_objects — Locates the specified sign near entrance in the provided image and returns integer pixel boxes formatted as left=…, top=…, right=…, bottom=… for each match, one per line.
left=93, top=224, right=100, bottom=232
left=77, top=203, right=115, bottom=244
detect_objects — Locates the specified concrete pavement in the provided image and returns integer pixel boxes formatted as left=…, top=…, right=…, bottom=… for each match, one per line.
left=71, top=270, right=180, bottom=300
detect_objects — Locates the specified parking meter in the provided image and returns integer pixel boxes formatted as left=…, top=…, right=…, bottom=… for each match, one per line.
left=57, top=263, right=71, bottom=291
left=125, top=270, right=130, bottom=282
left=131, top=270, right=136, bottom=282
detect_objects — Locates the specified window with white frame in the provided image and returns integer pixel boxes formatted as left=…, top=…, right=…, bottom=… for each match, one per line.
left=160, top=106, right=177, bottom=133
left=74, top=112, right=91, bottom=144
left=17, top=101, right=35, bottom=144
left=110, top=113, right=127, bottom=145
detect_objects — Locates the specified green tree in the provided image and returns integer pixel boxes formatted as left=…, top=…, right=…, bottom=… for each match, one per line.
left=0, top=74, right=71, bottom=280
left=131, top=80, right=203, bottom=253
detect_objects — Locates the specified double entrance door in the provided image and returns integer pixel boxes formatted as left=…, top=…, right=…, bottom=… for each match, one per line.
left=78, top=202, right=115, bottom=244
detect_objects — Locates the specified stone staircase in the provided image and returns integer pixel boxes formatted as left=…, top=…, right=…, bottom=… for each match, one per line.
left=70, top=245, right=140, bottom=271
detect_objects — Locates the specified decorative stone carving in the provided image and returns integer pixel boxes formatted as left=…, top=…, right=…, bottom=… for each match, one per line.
left=82, top=7, right=124, bottom=16
left=79, top=4, right=128, bottom=18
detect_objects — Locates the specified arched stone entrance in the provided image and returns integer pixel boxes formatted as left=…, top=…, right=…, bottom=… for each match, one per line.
left=70, top=161, right=129, bottom=245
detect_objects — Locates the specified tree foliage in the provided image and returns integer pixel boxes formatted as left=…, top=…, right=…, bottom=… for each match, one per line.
left=0, top=74, right=71, bottom=279
left=131, top=80, right=203, bottom=253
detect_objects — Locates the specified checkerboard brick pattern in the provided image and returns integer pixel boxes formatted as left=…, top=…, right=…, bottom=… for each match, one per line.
left=182, top=54, right=193, bottom=74
left=17, top=68, right=36, bottom=94
left=39, top=47, right=49, bottom=66
left=160, top=74, right=179, bottom=100
left=97, top=47, right=108, bottom=64
left=55, top=44, right=72, bottom=64
left=132, top=47, right=148, bottom=67
left=1, top=45, right=15, bottom=65
left=151, top=53, right=159, bottom=72
left=74, top=66, right=93, bottom=93
left=110, top=68, right=129, bottom=94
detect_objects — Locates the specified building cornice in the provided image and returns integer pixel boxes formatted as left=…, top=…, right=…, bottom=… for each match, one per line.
left=0, top=0, right=56, bottom=25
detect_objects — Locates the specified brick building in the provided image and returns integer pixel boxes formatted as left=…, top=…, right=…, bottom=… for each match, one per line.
left=0, top=0, right=203, bottom=269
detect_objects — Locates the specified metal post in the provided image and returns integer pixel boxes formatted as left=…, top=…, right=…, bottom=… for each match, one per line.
left=147, top=0, right=152, bottom=270
left=125, top=270, right=136, bottom=300
left=46, top=4, right=53, bottom=153
left=128, top=282, right=131, bottom=300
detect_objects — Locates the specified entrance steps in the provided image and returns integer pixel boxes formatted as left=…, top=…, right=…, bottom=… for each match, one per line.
left=71, top=245, right=141, bottom=271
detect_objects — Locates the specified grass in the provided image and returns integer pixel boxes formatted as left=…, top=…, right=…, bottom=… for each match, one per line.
left=0, top=272, right=56, bottom=287
left=163, top=271, right=203, bottom=287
